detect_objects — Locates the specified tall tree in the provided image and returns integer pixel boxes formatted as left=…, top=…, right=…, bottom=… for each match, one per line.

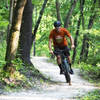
left=99, top=0, right=100, bottom=7
left=6, top=0, right=14, bottom=43
left=72, top=0, right=85, bottom=64
left=55, top=0, right=61, bottom=21
left=6, top=0, right=9, bottom=8
left=72, top=16, right=81, bottom=64
left=18, top=0, right=33, bottom=65
left=80, top=0, right=85, bottom=29
left=64, top=0, right=78, bottom=28
left=84, top=14, right=96, bottom=60
left=79, top=0, right=97, bottom=62
left=32, top=0, right=48, bottom=56
left=5, top=0, right=27, bottom=66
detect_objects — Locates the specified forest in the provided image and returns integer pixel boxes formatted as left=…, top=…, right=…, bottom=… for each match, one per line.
left=0, top=0, right=100, bottom=99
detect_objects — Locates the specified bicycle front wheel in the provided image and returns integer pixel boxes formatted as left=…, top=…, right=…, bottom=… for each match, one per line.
left=63, top=60, right=71, bottom=83
left=65, top=71, right=71, bottom=83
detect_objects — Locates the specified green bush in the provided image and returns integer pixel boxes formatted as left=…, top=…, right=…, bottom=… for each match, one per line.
left=79, top=90, right=100, bottom=100
left=79, top=62, right=100, bottom=80
left=0, top=41, right=6, bottom=68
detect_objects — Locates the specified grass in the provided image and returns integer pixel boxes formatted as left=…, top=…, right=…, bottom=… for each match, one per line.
left=78, top=90, right=100, bottom=100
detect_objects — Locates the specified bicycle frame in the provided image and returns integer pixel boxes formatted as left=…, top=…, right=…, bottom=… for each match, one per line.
left=61, top=56, right=70, bottom=73
left=54, top=49, right=71, bottom=83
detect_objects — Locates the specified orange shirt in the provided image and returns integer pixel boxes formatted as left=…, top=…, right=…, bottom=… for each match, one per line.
left=49, top=27, right=71, bottom=47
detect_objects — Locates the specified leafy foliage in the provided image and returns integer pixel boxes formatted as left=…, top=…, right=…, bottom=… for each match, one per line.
left=0, top=41, right=6, bottom=67
left=32, top=0, right=43, bottom=5
left=79, top=90, right=100, bottom=100
left=79, top=62, right=100, bottom=80
left=0, top=0, right=100, bottom=95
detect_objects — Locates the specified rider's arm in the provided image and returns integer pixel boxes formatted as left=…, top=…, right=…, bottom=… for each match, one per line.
left=48, top=38, right=53, bottom=54
left=63, top=28, right=75, bottom=49
left=69, top=36, right=75, bottom=49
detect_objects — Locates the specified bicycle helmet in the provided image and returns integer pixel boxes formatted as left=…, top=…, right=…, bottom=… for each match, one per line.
left=54, top=21, right=61, bottom=27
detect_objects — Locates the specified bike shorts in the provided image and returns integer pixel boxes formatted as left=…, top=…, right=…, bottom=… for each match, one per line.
left=54, top=46, right=70, bottom=56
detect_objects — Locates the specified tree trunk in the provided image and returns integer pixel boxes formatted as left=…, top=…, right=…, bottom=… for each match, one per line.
left=6, top=0, right=8, bottom=8
left=31, top=0, right=48, bottom=56
left=6, top=0, right=14, bottom=46
left=72, top=16, right=81, bottom=64
left=84, top=34, right=89, bottom=61
left=79, top=34, right=86, bottom=61
left=80, top=0, right=85, bottom=29
left=78, top=0, right=85, bottom=62
left=55, top=0, right=61, bottom=21
left=88, top=14, right=96, bottom=29
left=99, top=0, right=100, bottom=7
left=18, top=0, right=33, bottom=65
left=72, top=0, right=85, bottom=64
left=79, top=0, right=97, bottom=62
left=32, top=0, right=48, bottom=41
left=5, top=0, right=27, bottom=65
left=64, top=0, right=77, bottom=28
left=84, top=14, right=96, bottom=60
left=14, top=0, right=18, bottom=8
left=6, top=0, right=18, bottom=62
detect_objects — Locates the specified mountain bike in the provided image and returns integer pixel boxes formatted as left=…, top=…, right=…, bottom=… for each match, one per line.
left=54, top=49, right=71, bottom=84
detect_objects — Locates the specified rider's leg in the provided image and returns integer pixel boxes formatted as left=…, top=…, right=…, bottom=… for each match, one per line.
left=57, top=55, right=61, bottom=65
left=65, top=46, right=71, bottom=67
left=67, top=56, right=71, bottom=67
left=56, top=55, right=63, bottom=74
left=68, top=56, right=74, bottom=74
left=69, top=81, right=72, bottom=85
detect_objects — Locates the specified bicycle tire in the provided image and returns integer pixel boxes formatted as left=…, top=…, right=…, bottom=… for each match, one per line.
left=65, top=71, right=70, bottom=83
left=63, top=59, right=71, bottom=83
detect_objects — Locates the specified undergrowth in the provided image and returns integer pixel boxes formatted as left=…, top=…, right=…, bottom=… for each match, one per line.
left=0, top=58, right=52, bottom=92
left=78, top=89, right=100, bottom=100
left=75, top=62, right=100, bottom=100
left=77, top=62, right=100, bottom=86
left=0, top=41, right=51, bottom=92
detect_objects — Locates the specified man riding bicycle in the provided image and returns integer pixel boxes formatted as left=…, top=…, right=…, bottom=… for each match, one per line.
left=48, top=21, right=75, bottom=84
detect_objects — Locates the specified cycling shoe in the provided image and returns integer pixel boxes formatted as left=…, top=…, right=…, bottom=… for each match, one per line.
left=60, top=70, right=64, bottom=74
left=69, top=68, right=74, bottom=74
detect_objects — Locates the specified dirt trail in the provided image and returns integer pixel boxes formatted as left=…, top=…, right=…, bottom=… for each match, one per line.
left=0, top=57, right=98, bottom=100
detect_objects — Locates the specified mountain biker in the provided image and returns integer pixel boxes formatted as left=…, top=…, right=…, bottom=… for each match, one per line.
left=48, top=21, right=75, bottom=77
